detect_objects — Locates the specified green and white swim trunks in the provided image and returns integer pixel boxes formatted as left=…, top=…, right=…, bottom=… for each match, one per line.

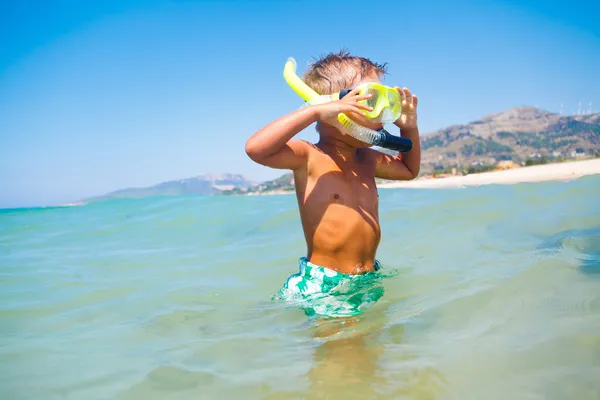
left=273, top=257, right=385, bottom=318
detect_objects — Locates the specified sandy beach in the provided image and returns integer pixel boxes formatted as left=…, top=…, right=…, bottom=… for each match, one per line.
left=378, top=159, right=600, bottom=189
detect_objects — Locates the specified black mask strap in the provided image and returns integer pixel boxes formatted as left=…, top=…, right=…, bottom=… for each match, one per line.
left=339, top=89, right=352, bottom=99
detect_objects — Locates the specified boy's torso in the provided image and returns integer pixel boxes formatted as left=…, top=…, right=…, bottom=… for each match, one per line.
left=293, top=144, right=381, bottom=274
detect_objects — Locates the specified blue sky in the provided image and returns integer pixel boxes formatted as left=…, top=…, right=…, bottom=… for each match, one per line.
left=1, top=0, right=599, bottom=208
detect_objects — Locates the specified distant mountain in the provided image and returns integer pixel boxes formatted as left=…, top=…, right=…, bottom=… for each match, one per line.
left=81, top=107, right=599, bottom=201
left=227, top=106, right=600, bottom=195
left=222, top=173, right=296, bottom=196
left=83, top=174, right=254, bottom=203
left=420, top=106, right=599, bottom=171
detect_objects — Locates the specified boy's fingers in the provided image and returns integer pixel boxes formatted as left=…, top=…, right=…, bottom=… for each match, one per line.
left=354, top=103, right=373, bottom=111
left=354, top=94, right=372, bottom=101
left=395, top=86, right=406, bottom=101
left=343, top=103, right=371, bottom=114
left=347, top=87, right=362, bottom=97
left=402, top=88, right=412, bottom=103
left=340, top=88, right=370, bottom=103
left=412, top=94, right=418, bottom=106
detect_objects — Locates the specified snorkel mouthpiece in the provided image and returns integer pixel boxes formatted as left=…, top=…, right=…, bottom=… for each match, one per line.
left=283, top=57, right=412, bottom=153
left=377, top=129, right=413, bottom=152
left=336, top=114, right=413, bottom=153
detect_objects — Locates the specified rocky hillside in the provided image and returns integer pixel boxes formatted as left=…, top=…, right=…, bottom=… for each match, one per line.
left=230, top=106, right=599, bottom=195
left=83, top=174, right=254, bottom=202
left=421, top=106, right=599, bottom=171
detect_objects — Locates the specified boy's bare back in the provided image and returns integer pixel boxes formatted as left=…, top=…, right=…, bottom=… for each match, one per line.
left=246, top=51, right=421, bottom=277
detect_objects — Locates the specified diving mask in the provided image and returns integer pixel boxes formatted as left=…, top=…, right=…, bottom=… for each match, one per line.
left=339, top=82, right=402, bottom=124
left=283, top=57, right=412, bottom=153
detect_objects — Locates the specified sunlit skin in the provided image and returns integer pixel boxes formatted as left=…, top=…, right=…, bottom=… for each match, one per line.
left=246, top=72, right=421, bottom=274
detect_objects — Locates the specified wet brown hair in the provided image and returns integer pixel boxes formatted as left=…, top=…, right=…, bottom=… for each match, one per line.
left=302, top=50, right=388, bottom=95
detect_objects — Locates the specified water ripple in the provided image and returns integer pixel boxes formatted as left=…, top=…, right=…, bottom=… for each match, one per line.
left=1, top=176, right=600, bottom=399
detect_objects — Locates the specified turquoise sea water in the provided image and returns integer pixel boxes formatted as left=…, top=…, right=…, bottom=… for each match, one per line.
left=2, top=175, right=600, bottom=399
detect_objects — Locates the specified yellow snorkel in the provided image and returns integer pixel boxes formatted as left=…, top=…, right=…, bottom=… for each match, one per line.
left=283, top=57, right=412, bottom=153
left=283, top=58, right=318, bottom=102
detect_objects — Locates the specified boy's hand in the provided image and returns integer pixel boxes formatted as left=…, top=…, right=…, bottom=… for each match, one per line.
left=394, top=87, right=418, bottom=130
left=313, top=88, right=373, bottom=126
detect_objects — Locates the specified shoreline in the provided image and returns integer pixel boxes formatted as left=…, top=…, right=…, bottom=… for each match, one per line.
left=248, top=159, right=600, bottom=196
left=51, top=159, right=600, bottom=205
left=378, top=159, right=600, bottom=189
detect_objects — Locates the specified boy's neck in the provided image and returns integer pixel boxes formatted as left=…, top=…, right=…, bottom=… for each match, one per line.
left=316, top=137, right=359, bottom=163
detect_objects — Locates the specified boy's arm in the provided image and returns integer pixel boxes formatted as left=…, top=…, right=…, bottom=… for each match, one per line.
left=245, top=107, right=318, bottom=170
left=373, top=88, right=421, bottom=180
left=246, top=88, right=373, bottom=170
left=372, top=127, right=421, bottom=180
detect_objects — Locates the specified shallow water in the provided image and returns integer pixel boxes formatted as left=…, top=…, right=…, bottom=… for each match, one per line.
left=1, top=175, right=600, bottom=399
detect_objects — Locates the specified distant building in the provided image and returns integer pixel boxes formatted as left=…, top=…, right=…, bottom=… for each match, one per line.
left=496, top=160, right=517, bottom=170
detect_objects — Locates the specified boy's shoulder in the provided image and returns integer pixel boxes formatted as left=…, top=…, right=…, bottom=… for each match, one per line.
left=297, top=141, right=380, bottom=169
left=292, top=139, right=383, bottom=161
left=287, top=139, right=320, bottom=156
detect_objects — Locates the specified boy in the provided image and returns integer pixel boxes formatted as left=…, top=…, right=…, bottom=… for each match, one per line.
left=245, top=51, right=420, bottom=317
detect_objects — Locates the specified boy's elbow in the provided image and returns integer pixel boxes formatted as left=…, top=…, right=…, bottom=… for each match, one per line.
left=395, top=165, right=419, bottom=181
left=245, top=139, right=263, bottom=162
left=407, top=167, right=420, bottom=180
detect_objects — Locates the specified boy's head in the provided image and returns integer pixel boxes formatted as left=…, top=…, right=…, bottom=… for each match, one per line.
left=302, top=50, right=388, bottom=96
left=302, top=50, right=389, bottom=144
